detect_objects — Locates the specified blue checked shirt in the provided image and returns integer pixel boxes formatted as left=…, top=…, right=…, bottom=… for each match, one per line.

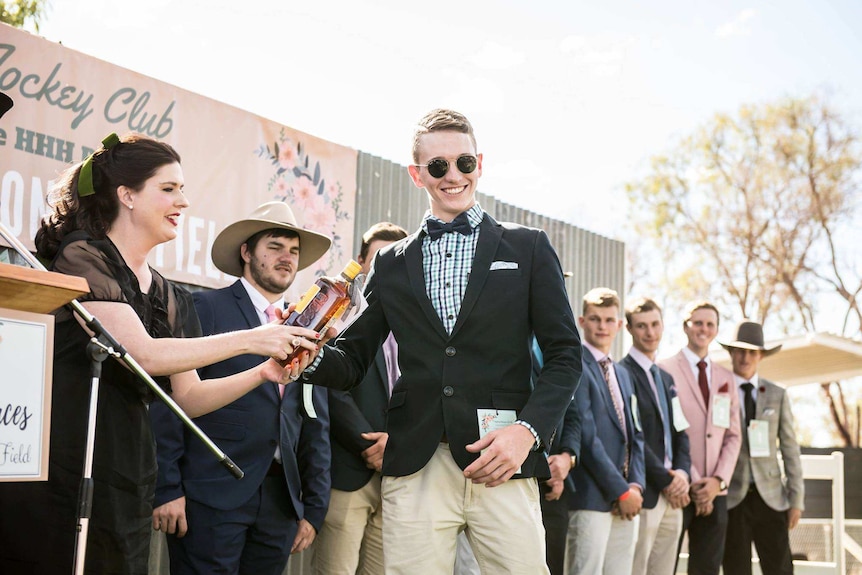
left=420, top=203, right=484, bottom=334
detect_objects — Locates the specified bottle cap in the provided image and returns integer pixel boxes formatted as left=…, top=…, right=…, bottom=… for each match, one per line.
left=341, top=260, right=362, bottom=280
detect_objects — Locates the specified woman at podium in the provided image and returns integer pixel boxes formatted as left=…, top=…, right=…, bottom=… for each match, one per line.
left=0, top=133, right=317, bottom=574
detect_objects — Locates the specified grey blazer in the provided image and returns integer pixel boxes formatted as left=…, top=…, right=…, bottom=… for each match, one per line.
left=727, top=378, right=804, bottom=512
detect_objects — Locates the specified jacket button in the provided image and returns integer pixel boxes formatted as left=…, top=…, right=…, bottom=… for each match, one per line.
left=445, top=346, right=456, bottom=357
left=443, top=386, right=455, bottom=397
left=706, top=433, right=712, bottom=438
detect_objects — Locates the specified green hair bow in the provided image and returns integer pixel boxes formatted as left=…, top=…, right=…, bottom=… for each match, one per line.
left=77, top=133, right=121, bottom=197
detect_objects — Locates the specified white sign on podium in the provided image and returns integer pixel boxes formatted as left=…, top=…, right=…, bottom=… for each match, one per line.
left=0, top=308, right=54, bottom=481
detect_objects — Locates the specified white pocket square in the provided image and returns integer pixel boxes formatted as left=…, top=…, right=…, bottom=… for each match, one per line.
left=490, top=261, right=519, bottom=271
left=762, top=408, right=775, bottom=416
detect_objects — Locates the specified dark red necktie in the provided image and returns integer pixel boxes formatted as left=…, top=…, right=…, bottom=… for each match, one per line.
left=697, top=360, right=709, bottom=404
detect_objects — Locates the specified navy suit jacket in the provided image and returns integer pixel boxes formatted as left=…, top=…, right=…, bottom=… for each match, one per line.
left=151, top=281, right=331, bottom=531
left=567, top=352, right=645, bottom=512
left=620, top=354, right=691, bottom=509
left=310, top=214, right=582, bottom=479
left=327, top=348, right=390, bottom=492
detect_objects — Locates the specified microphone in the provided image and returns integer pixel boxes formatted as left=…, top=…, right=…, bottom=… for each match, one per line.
left=0, top=92, right=13, bottom=119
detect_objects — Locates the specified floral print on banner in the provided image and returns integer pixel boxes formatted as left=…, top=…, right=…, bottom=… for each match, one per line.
left=256, top=128, right=349, bottom=276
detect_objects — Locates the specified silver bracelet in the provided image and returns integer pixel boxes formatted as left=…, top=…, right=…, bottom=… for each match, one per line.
left=514, top=419, right=541, bottom=451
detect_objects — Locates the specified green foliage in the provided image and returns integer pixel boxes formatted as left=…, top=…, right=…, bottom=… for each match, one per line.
left=0, top=0, right=50, bottom=31
left=625, top=93, right=861, bottom=335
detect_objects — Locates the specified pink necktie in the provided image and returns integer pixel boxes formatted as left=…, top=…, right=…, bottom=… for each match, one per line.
left=264, top=305, right=283, bottom=397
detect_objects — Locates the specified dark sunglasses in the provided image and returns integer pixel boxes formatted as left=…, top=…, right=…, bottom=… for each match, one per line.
left=415, top=155, right=478, bottom=179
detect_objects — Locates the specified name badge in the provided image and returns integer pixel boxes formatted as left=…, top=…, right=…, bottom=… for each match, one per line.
left=712, top=394, right=731, bottom=429
left=671, top=396, right=690, bottom=431
left=748, top=419, right=770, bottom=457
left=477, top=408, right=521, bottom=473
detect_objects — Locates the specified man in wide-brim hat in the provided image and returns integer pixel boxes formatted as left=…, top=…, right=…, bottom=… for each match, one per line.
left=211, top=200, right=331, bottom=278
left=720, top=320, right=803, bottom=575
left=151, top=200, right=335, bottom=575
left=719, top=320, right=782, bottom=357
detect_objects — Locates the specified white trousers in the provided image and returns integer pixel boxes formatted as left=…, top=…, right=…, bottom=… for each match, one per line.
left=381, top=443, right=549, bottom=575
left=565, top=509, right=638, bottom=575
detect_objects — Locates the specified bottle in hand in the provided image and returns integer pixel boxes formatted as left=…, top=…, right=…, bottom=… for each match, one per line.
left=282, top=259, right=362, bottom=363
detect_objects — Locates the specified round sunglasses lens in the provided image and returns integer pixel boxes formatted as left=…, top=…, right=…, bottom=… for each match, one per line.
left=457, top=155, right=477, bottom=174
left=427, top=159, right=449, bottom=178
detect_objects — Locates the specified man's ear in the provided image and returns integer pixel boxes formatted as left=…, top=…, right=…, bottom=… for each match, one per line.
left=240, top=242, right=252, bottom=265
left=407, top=164, right=424, bottom=189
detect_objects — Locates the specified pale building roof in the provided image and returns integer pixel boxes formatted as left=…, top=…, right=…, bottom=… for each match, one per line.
left=711, top=332, right=862, bottom=387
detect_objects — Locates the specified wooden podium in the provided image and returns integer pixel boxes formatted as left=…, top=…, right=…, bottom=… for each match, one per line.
left=0, top=262, right=89, bottom=481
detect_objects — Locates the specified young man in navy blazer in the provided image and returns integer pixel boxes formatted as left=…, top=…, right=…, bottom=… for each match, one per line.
left=621, top=297, right=691, bottom=575
left=300, top=108, right=582, bottom=574
left=150, top=201, right=333, bottom=575
left=565, top=288, right=645, bottom=575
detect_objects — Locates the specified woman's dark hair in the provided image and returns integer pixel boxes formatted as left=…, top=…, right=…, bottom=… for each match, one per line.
left=35, top=133, right=181, bottom=261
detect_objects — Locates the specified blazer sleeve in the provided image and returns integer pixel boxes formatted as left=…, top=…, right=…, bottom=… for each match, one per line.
left=714, top=367, right=743, bottom=484
left=620, top=367, right=646, bottom=490
left=777, top=386, right=805, bottom=510
left=665, top=371, right=691, bottom=477
left=296, top=384, right=332, bottom=532
left=150, top=398, right=186, bottom=507
left=521, top=230, right=583, bottom=447
left=557, top=390, right=582, bottom=459
left=328, top=388, right=376, bottom=453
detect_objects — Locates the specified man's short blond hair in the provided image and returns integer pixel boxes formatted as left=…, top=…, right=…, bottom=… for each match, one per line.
left=682, top=300, right=720, bottom=327
left=582, top=287, right=620, bottom=316
left=412, top=108, right=477, bottom=163
left=625, top=297, right=663, bottom=326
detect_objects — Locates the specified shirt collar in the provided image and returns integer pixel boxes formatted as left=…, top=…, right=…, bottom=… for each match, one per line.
left=583, top=340, right=609, bottom=363
left=240, top=277, right=284, bottom=317
left=682, top=345, right=708, bottom=369
left=734, top=373, right=760, bottom=389
left=627, top=346, right=655, bottom=373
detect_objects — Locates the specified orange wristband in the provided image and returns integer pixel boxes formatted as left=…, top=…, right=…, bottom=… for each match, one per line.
left=618, top=490, right=631, bottom=502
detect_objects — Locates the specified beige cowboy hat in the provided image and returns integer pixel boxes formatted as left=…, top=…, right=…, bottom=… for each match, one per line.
left=211, top=201, right=332, bottom=277
left=719, top=320, right=782, bottom=357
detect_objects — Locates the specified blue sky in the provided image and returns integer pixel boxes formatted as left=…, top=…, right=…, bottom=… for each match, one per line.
left=29, top=0, right=862, bottom=239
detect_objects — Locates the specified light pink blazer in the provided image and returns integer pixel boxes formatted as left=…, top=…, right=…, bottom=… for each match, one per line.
left=660, top=350, right=741, bottom=487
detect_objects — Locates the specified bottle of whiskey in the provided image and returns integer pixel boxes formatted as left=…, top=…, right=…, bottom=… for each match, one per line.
left=283, top=260, right=362, bottom=362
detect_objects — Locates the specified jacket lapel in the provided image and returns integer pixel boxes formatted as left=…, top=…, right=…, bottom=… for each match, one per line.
left=587, top=354, right=624, bottom=435
left=230, top=281, right=260, bottom=329
left=450, top=214, right=502, bottom=339
left=677, top=351, right=708, bottom=416
left=403, top=233, right=448, bottom=340
left=628, top=357, right=660, bottom=414
left=231, top=281, right=281, bottom=401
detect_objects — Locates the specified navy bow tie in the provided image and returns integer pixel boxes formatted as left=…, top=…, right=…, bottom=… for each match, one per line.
left=426, top=213, right=473, bottom=241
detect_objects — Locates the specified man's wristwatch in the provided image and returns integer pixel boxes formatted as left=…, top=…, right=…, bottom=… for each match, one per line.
left=716, top=477, right=727, bottom=491
left=569, top=453, right=577, bottom=470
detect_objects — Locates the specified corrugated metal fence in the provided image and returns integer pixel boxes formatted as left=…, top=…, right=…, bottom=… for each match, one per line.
left=353, top=152, right=626, bottom=318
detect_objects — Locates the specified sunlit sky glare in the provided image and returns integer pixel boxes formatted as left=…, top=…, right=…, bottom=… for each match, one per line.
left=28, top=0, right=862, bottom=241
left=17, top=0, right=862, bottom=445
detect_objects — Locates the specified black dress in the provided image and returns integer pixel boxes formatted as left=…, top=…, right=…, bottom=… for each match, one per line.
left=0, top=233, right=200, bottom=574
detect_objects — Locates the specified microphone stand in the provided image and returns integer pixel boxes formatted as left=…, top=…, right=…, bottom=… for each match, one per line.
left=0, top=223, right=244, bottom=575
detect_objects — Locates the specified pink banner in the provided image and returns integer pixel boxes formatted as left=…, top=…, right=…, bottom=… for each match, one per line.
left=0, top=24, right=357, bottom=297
